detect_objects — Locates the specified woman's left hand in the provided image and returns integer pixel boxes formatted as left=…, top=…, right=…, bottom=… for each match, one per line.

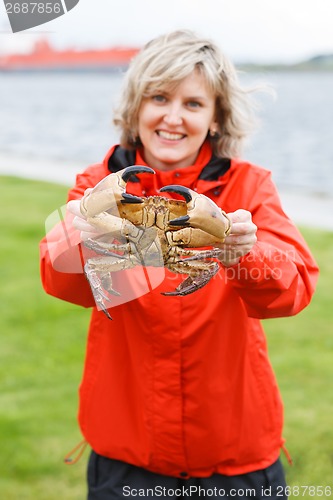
left=218, top=209, right=257, bottom=267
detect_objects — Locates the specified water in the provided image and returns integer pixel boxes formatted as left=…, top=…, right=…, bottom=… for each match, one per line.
left=0, top=72, right=124, bottom=164
left=0, top=70, right=332, bottom=196
left=245, top=71, right=333, bottom=195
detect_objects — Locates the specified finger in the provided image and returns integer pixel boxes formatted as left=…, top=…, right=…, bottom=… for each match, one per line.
left=225, top=235, right=257, bottom=248
left=72, top=216, right=101, bottom=233
left=67, top=199, right=82, bottom=217
left=227, top=209, right=252, bottom=224
left=219, top=243, right=255, bottom=260
left=81, top=231, right=103, bottom=241
left=227, top=222, right=257, bottom=236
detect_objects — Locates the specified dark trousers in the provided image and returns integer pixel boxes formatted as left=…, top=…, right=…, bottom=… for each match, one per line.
left=87, top=452, right=288, bottom=500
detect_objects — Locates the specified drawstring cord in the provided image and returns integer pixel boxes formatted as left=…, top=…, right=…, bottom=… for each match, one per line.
left=64, top=439, right=88, bottom=465
left=282, top=443, right=293, bottom=466
left=64, top=439, right=293, bottom=468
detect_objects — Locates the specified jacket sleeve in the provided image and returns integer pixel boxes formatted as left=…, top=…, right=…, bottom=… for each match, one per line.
left=224, top=171, right=319, bottom=319
left=39, top=166, right=105, bottom=308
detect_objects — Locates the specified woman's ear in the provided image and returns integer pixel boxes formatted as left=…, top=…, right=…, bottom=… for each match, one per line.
left=209, top=122, right=219, bottom=137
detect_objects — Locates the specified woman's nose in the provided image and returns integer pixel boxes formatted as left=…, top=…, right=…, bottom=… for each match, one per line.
left=163, top=103, right=183, bottom=126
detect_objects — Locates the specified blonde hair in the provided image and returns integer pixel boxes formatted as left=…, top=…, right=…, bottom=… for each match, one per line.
left=113, top=30, right=258, bottom=158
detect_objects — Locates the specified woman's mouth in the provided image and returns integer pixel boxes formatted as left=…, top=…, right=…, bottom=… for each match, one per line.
left=157, top=130, right=185, bottom=141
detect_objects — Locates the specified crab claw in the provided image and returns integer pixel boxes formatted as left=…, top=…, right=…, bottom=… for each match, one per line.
left=160, top=185, right=192, bottom=203
left=121, top=165, right=155, bottom=183
left=159, top=185, right=191, bottom=227
left=161, top=185, right=231, bottom=242
left=121, top=193, right=145, bottom=204
left=81, top=166, right=155, bottom=218
left=120, top=166, right=155, bottom=204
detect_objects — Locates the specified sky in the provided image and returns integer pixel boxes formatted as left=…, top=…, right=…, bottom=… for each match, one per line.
left=0, top=0, right=333, bottom=63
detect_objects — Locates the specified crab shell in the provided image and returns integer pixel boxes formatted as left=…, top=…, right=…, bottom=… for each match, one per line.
left=118, top=195, right=188, bottom=230
left=80, top=166, right=231, bottom=246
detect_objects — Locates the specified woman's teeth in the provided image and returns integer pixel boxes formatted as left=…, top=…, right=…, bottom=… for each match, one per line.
left=157, top=131, right=184, bottom=140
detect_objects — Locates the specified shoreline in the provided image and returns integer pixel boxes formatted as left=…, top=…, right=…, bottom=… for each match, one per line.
left=1, top=152, right=333, bottom=231
left=0, top=152, right=83, bottom=187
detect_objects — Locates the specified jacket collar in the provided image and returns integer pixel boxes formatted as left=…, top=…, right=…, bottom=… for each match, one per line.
left=105, top=142, right=231, bottom=195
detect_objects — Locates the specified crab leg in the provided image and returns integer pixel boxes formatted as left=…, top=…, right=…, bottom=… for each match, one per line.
left=84, top=250, right=141, bottom=319
left=162, top=260, right=220, bottom=296
left=180, top=248, right=224, bottom=261
left=83, top=212, right=145, bottom=245
left=84, top=261, right=117, bottom=320
left=84, top=238, right=134, bottom=258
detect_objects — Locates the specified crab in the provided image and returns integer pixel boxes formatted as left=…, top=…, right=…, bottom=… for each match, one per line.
left=80, top=165, right=231, bottom=319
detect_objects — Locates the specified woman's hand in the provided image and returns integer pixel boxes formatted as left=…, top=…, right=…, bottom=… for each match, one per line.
left=67, top=194, right=104, bottom=241
left=218, top=209, right=257, bottom=267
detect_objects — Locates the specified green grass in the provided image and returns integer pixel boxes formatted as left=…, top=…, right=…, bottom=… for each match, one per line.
left=0, top=176, right=90, bottom=499
left=263, top=227, right=333, bottom=490
left=0, top=175, right=332, bottom=498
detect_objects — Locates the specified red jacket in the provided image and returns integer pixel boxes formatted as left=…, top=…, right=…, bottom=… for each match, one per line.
left=40, top=142, right=319, bottom=477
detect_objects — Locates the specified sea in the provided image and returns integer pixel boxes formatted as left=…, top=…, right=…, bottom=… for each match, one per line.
left=0, top=70, right=333, bottom=197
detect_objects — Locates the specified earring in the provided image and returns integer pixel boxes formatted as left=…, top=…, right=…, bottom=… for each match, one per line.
left=209, top=127, right=217, bottom=137
left=130, top=130, right=141, bottom=146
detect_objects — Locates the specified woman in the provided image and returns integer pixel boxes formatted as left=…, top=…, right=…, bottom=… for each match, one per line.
left=40, top=30, right=319, bottom=499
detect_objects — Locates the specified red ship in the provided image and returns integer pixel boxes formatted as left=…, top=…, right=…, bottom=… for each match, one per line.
left=0, top=40, right=140, bottom=72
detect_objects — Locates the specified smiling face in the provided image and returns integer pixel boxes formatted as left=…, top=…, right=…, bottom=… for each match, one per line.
left=137, top=70, right=218, bottom=171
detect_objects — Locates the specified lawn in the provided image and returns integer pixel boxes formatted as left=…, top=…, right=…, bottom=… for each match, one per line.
left=0, top=175, right=332, bottom=499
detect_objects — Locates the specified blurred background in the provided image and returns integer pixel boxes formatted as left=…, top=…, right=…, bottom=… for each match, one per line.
left=1, top=0, right=333, bottom=209
left=0, top=1, right=333, bottom=498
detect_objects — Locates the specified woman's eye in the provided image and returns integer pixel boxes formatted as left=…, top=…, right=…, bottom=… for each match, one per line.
left=187, top=101, right=201, bottom=109
left=152, top=95, right=166, bottom=103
